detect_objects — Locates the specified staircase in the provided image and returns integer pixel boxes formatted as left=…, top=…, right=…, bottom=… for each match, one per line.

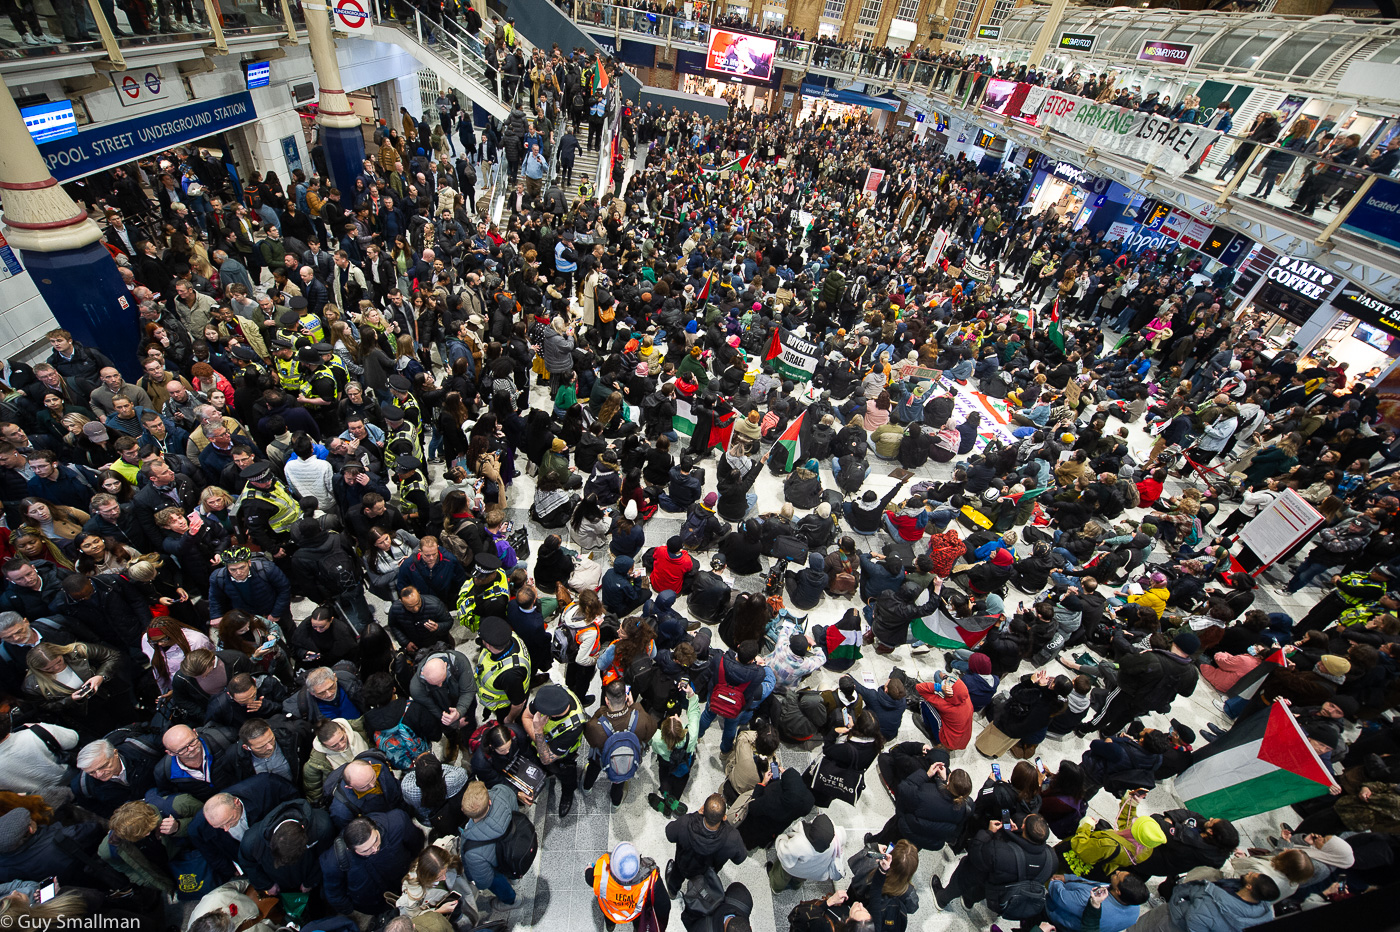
left=496, top=127, right=606, bottom=229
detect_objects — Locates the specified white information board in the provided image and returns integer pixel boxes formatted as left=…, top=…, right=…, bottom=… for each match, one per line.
left=1238, top=487, right=1324, bottom=567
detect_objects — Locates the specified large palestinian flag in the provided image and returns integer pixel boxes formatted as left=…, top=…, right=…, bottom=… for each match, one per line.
left=1173, top=701, right=1337, bottom=821
left=911, top=608, right=997, bottom=651
left=704, top=152, right=753, bottom=174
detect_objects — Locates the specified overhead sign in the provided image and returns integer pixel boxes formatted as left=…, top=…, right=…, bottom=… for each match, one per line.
left=245, top=60, right=271, bottom=89
left=333, top=0, right=369, bottom=32
left=1180, top=218, right=1212, bottom=250
left=1264, top=255, right=1340, bottom=302
left=976, top=25, right=1001, bottom=39
left=37, top=91, right=257, bottom=183
left=1029, top=90, right=1220, bottom=177
left=0, top=231, right=23, bottom=282
left=1340, top=178, right=1400, bottom=251
left=21, top=100, right=77, bottom=143
left=1138, top=39, right=1194, bottom=66
left=1057, top=32, right=1096, bottom=52
left=1334, top=283, right=1400, bottom=338
left=111, top=66, right=168, bottom=107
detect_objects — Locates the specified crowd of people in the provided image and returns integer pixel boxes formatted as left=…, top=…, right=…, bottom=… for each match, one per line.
left=2, top=52, right=1398, bottom=932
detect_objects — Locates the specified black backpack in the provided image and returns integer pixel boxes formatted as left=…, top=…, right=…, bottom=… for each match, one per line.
left=495, top=811, right=539, bottom=879
left=987, top=845, right=1049, bottom=920
left=318, top=548, right=360, bottom=599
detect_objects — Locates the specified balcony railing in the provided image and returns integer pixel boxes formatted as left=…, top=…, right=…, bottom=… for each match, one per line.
left=565, top=0, right=1400, bottom=268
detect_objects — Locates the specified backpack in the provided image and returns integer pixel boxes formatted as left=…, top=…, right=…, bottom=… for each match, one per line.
left=374, top=701, right=431, bottom=770
left=707, top=655, right=747, bottom=720
left=552, top=613, right=598, bottom=664
left=462, top=809, right=538, bottom=879
left=318, top=548, right=360, bottom=599
left=988, top=845, right=1049, bottom=920
left=678, top=507, right=717, bottom=550
left=597, top=711, right=642, bottom=783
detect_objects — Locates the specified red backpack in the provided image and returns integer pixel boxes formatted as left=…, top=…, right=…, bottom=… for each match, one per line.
left=707, top=655, right=747, bottom=719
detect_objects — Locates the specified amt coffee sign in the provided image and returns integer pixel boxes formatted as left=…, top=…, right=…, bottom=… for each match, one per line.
left=1265, top=255, right=1338, bottom=301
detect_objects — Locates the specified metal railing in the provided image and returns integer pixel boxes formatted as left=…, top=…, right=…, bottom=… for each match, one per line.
left=563, top=1, right=1400, bottom=262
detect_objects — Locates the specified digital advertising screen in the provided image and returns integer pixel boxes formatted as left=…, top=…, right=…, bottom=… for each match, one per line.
left=22, top=100, right=78, bottom=143
left=705, top=29, right=776, bottom=81
left=245, top=61, right=271, bottom=89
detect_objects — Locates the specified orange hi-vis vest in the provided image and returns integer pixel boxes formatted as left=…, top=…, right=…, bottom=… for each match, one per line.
left=592, top=853, right=655, bottom=923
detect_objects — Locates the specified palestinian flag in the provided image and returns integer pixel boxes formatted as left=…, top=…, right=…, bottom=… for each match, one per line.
left=770, top=411, right=806, bottom=472
left=672, top=394, right=697, bottom=437
left=696, top=271, right=712, bottom=306
left=709, top=408, right=736, bottom=451
left=911, top=609, right=997, bottom=651
left=1227, top=645, right=1288, bottom=701
left=1047, top=299, right=1065, bottom=351
left=588, top=53, right=609, bottom=93
left=820, top=624, right=862, bottom=665
left=704, top=153, right=753, bottom=174
left=1173, top=701, right=1337, bottom=821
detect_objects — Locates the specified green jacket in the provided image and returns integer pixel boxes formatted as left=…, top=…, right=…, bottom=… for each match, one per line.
left=99, top=805, right=197, bottom=894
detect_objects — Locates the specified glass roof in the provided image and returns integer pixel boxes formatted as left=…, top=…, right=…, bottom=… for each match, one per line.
left=989, top=6, right=1400, bottom=90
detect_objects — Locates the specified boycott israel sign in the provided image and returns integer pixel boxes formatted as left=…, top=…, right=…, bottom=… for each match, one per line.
left=770, top=329, right=820, bottom=381
left=1030, top=91, right=1219, bottom=177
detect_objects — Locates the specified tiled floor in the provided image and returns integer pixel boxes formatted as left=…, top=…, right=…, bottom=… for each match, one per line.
left=436, top=300, right=1331, bottom=932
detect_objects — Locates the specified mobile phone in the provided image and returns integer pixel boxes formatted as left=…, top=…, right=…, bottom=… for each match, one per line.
left=73, top=684, right=93, bottom=699
left=33, top=878, right=58, bottom=904
left=678, top=677, right=690, bottom=693
left=863, top=842, right=891, bottom=860
left=990, top=763, right=1003, bottom=781
left=262, top=637, right=278, bottom=649
left=769, top=760, right=781, bottom=780
left=1092, top=885, right=1107, bottom=898
left=1035, top=757, right=1048, bottom=776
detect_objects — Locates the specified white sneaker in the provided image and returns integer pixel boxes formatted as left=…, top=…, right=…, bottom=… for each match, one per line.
left=21, top=33, right=40, bottom=45
left=39, top=33, right=62, bottom=44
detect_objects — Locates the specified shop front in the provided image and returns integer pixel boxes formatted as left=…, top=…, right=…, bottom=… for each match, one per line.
left=1022, top=155, right=1110, bottom=228
left=1306, top=283, right=1400, bottom=382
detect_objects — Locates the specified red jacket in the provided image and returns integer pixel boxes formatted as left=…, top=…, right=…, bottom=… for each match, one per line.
left=1136, top=476, right=1164, bottom=508
left=649, top=547, right=693, bottom=594
left=915, top=678, right=973, bottom=750
left=884, top=509, right=925, bottom=542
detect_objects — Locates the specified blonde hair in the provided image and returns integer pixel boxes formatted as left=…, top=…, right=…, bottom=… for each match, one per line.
left=201, top=486, right=234, bottom=510
left=109, top=801, right=161, bottom=841
left=461, top=782, right=490, bottom=818
left=26, top=642, right=87, bottom=696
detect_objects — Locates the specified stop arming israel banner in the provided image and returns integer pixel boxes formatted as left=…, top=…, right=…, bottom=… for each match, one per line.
left=1028, top=91, right=1221, bottom=177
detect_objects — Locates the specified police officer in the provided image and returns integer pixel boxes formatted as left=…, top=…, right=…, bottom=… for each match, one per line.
left=230, top=344, right=275, bottom=422
left=586, top=842, right=665, bottom=931
left=282, top=296, right=324, bottom=344
left=270, top=337, right=304, bottom=395
left=476, top=616, right=531, bottom=724
left=387, top=374, right=421, bottom=429
left=391, top=454, right=431, bottom=536
left=381, top=404, right=421, bottom=475
left=523, top=683, right=587, bottom=818
left=457, top=551, right=509, bottom=633
left=300, top=348, right=342, bottom=428
left=235, top=461, right=302, bottom=553
left=314, top=341, right=350, bottom=394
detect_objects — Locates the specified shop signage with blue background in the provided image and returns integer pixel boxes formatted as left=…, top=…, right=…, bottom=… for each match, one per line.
left=1340, top=178, right=1400, bottom=250
left=38, top=91, right=258, bottom=183
left=589, top=32, right=657, bottom=68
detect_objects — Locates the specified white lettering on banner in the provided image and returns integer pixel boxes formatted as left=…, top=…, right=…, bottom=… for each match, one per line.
left=42, top=101, right=249, bottom=175
left=1031, top=91, right=1220, bottom=177
left=1264, top=256, right=1335, bottom=301
left=771, top=330, right=820, bottom=381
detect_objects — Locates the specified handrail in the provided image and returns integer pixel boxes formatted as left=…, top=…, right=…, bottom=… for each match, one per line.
left=369, top=0, right=524, bottom=111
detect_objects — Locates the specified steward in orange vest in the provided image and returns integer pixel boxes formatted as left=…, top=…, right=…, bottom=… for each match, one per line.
left=586, top=841, right=665, bottom=930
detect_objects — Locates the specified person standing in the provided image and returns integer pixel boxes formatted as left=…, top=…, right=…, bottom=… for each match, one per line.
left=586, top=841, right=668, bottom=931
left=523, top=683, right=587, bottom=818
left=663, top=793, right=746, bottom=898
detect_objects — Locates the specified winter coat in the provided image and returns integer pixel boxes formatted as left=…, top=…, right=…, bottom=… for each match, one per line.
left=459, top=782, right=519, bottom=886
left=784, top=468, right=824, bottom=509
left=322, top=809, right=424, bottom=914
left=239, top=798, right=333, bottom=891
left=1162, top=880, right=1273, bottom=932
left=738, top=767, right=816, bottom=849
left=895, top=770, right=972, bottom=850
left=774, top=820, right=844, bottom=881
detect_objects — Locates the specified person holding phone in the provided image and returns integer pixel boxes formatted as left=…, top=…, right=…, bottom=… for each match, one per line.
left=1047, top=871, right=1150, bottom=932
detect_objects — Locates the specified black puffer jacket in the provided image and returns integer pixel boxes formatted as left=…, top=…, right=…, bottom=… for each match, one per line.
left=785, top=553, right=829, bottom=610
left=502, top=108, right=527, bottom=163
left=895, top=770, right=972, bottom=851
